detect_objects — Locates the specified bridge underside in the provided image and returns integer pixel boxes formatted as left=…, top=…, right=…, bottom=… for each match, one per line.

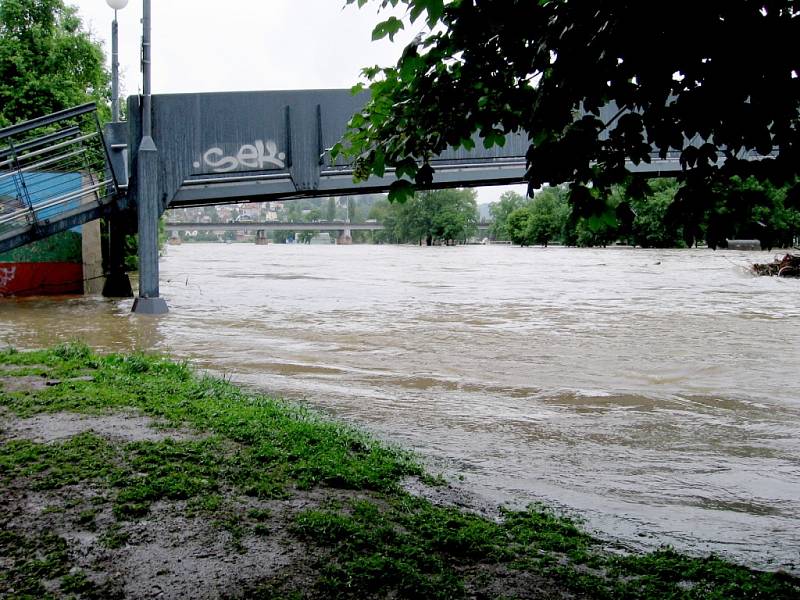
left=170, top=162, right=526, bottom=208
left=170, top=158, right=683, bottom=208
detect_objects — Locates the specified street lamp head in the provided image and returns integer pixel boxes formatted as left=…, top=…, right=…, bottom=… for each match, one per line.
left=106, top=0, right=128, bottom=10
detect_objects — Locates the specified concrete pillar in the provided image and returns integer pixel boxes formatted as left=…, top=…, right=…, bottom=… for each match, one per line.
left=337, top=227, right=352, bottom=245
left=102, top=215, right=133, bottom=297
left=131, top=0, right=167, bottom=315
left=131, top=138, right=168, bottom=314
left=255, top=229, right=268, bottom=245
left=81, top=220, right=104, bottom=295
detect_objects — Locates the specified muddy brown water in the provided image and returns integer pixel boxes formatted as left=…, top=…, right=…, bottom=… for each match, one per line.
left=1, top=243, right=799, bottom=571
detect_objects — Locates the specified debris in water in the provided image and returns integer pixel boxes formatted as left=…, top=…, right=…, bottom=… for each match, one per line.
left=752, top=253, right=800, bottom=277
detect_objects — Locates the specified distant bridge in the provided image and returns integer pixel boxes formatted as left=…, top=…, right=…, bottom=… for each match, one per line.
left=165, top=221, right=493, bottom=233
left=165, top=221, right=386, bottom=232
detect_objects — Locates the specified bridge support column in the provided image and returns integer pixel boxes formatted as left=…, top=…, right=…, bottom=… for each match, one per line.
left=81, top=220, right=104, bottom=295
left=131, top=0, right=166, bottom=315
left=102, top=213, right=133, bottom=298
left=131, top=138, right=168, bottom=314
left=255, top=229, right=268, bottom=245
left=337, top=227, right=352, bottom=245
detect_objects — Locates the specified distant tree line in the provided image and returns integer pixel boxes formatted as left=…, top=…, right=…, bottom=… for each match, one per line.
left=491, top=179, right=800, bottom=250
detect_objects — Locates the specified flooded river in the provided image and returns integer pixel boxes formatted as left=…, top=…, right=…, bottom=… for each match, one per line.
left=1, top=244, right=799, bottom=570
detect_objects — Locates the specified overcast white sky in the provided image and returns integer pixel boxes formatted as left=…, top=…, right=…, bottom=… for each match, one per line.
left=70, top=0, right=526, bottom=204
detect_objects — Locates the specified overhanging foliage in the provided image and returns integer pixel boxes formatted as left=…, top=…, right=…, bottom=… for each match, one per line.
left=341, top=0, right=799, bottom=245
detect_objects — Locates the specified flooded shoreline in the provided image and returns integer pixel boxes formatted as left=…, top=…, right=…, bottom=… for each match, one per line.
left=1, top=244, right=799, bottom=571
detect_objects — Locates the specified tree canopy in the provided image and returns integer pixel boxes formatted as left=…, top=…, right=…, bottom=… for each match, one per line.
left=341, top=0, right=800, bottom=245
left=0, top=0, right=109, bottom=127
left=491, top=178, right=799, bottom=249
left=369, top=188, right=478, bottom=244
left=489, top=191, right=526, bottom=241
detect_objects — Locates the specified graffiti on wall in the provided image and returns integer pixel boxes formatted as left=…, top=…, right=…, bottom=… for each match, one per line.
left=0, top=266, right=16, bottom=294
left=193, top=140, right=286, bottom=173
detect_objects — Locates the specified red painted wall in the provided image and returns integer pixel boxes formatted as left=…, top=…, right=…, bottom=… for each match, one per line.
left=0, top=262, right=83, bottom=296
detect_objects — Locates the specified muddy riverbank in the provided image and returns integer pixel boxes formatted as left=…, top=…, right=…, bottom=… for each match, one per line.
left=2, top=345, right=798, bottom=599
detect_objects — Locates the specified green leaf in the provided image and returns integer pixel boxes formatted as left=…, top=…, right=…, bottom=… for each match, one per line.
left=423, top=0, right=445, bottom=27
left=407, top=0, right=445, bottom=27
left=395, top=159, right=419, bottom=180
left=329, top=142, right=343, bottom=162
left=483, top=132, right=505, bottom=150
left=373, top=149, right=386, bottom=178
left=586, top=208, right=618, bottom=231
left=371, top=17, right=404, bottom=42
left=387, top=179, right=415, bottom=203
left=399, top=55, right=424, bottom=82
left=415, top=163, right=434, bottom=186
left=348, top=113, right=366, bottom=129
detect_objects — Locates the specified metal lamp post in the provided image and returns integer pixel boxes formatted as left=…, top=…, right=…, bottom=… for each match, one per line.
left=101, top=0, right=134, bottom=299
left=105, top=0, right=128, bottom=122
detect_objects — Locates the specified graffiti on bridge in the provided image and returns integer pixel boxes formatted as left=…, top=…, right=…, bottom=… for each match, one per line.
left=193, top=139, right=286, bottom=173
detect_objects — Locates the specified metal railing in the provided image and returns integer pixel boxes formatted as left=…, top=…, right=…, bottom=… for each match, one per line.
left=0, top=103, right=117, bottom=247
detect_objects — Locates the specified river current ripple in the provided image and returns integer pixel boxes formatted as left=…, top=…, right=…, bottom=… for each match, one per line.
left=1, top=244, right=799, bottom=571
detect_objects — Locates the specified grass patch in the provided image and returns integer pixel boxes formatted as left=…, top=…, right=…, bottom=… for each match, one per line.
left=0, top=432, right=119, bottom=491
left=75, top=508, right=99, bottom=531
left=0, top=528, right=118, bottom=598
left=0, top=344, right=421, bottom=496
left=0, top=530, right=71, bottom=597
left=290, top=496, right=598, bottom=598
left=98, top=524, right=130, bottom=550
left=112, top=437, right=226, bottom=519
left=292, top=495, right=800, bottom=599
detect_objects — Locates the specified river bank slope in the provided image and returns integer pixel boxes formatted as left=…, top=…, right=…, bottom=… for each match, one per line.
left=1, top=344, right=797, bottom=599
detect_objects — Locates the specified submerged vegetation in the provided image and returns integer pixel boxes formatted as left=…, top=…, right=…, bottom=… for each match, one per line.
left=1, top=343, right=798, bottom=598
